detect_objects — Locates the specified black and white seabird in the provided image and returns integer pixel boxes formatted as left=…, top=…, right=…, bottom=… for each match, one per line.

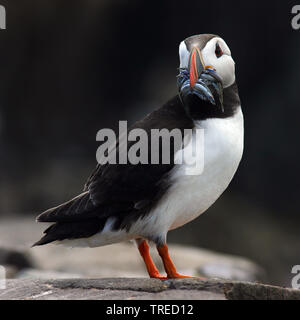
left=33, top=34, right=243, bottom=279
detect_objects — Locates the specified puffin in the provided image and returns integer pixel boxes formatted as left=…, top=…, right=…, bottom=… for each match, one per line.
left=33, top=34, right=244, bottom=279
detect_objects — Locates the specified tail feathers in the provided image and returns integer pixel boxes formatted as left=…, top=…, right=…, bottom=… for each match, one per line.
left=32, top=218, right=105, bottom=247
left=36, top=192, right=96, bottom=223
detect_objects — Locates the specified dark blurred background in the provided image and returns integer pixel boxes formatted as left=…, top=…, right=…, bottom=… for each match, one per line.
left=0, top=0, right=299, bottom=286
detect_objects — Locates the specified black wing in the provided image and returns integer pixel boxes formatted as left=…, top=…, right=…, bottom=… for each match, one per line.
left=34, top=95, right=193, bottom=244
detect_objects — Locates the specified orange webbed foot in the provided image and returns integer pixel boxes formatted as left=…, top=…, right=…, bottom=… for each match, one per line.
left=157, top=244, right=204, bottom=279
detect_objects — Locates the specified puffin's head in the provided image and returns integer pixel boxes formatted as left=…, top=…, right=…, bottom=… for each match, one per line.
left=179, top=34, right=235, bottom=89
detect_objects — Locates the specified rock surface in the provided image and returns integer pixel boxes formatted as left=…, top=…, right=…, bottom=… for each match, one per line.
left=0, top=216, right=298, bottom=299
left=0, top=278, right=299, bottom=300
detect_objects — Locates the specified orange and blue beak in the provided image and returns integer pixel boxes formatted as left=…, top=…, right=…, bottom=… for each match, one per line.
left=188, top=47, right=205, bottom=89
left=188, top=47, right=215, bottom=88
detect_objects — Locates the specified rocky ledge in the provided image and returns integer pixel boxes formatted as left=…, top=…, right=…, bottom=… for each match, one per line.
left=1, top=278, right=299, bottom=300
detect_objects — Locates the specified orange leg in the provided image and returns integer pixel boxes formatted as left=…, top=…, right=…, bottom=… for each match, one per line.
left=137, top=240, right=167, bottom=279
left=157, top=244, right=203, bottom=279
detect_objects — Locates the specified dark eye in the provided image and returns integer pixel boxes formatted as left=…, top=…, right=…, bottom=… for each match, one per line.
left=215, top=43, right=223, bottom=58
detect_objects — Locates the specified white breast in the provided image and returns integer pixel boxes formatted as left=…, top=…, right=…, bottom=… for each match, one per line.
left=141, top=108, right=244, bottom=238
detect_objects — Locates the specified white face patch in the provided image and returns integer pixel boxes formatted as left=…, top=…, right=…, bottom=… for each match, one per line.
left=178, top=36, right=236, bottom=88
left=201, top=37, right=235, bottom=88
